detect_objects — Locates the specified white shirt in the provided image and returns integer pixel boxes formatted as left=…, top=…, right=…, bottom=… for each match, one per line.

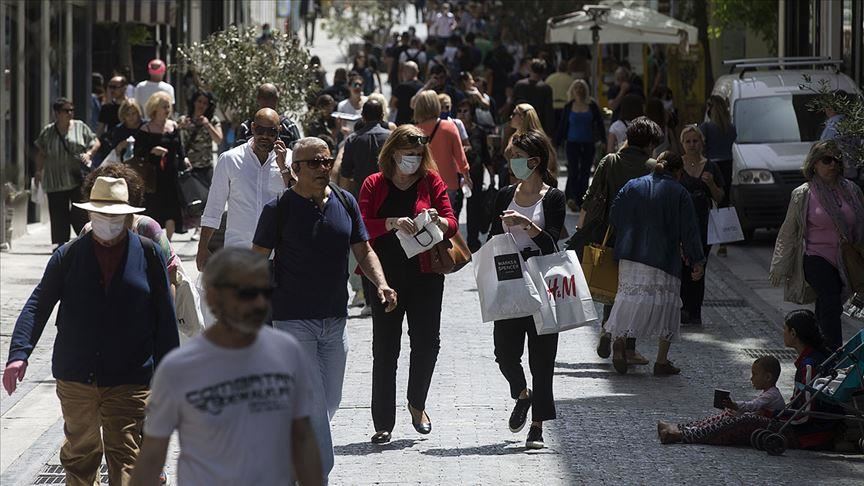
left=201, top=140, right=290, bottom=248
left=337, top=98, right=365, bottom=133
left=133, top=80, right=175, bottom=111
left=609, top=120, right=628, bottom=151
left=736, top=386, right=785, bottom=414
left=431, top=12, right=455, bottom=38
left=143, top=327, right=314, bottom=485
left=504, top=196, right=545, bottom=252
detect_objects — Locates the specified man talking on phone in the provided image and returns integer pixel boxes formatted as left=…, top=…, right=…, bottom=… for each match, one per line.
left=197, top=108, right=295, bottom=270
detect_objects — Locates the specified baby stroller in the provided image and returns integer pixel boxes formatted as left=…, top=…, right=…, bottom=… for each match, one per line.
left=751, top=329, right=864, bottom=455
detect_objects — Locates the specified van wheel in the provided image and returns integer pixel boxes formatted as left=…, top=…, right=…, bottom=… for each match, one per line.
left=743, top=227, right=755, bottom=241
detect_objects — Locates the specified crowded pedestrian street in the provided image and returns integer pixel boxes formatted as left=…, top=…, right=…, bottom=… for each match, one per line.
left=2, top=1, right=864, bottom=485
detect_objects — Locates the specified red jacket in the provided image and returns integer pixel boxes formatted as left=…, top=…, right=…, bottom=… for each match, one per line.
left=359, top=171, right=458, bottom=273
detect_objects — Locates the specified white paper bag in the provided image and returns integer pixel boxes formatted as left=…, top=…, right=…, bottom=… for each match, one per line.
left=175, top=264, right=206, bottom=344
left=526, top=250, right=599, bottom=335
left=397, top=210, right=444, bottom=258
left=29, top=178, right=46, bottom=205
left=473, top=233, right=542, bottom=322
left=707, top=207, right=745, bottom=245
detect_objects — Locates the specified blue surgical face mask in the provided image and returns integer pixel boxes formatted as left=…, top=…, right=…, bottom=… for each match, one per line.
left=439, top=111, right=450, bottom=120
left=509, top=157, right=534, bottom=180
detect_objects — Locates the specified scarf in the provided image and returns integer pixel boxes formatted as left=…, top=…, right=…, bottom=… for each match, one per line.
left=810, top=176, right=864, bottom=244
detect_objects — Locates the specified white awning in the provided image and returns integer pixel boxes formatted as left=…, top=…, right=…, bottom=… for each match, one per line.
left=94, top=0, right=176, bottom=26
left=546, top=3, right=698, bottom=46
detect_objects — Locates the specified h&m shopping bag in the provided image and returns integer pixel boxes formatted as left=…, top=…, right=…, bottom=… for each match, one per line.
left=175, top=263, right=206, bottom=344
left=581, top=227, right=618, bottom=305
left=526, top=250, right=599, bottom=335
left=397, top=210, right=445, bottom=259
left=707, top=206, right=745, bottom=245
left=473, top=233, right=542, bottom=322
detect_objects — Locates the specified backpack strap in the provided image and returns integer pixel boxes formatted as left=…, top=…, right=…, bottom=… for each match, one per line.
left=328, top=182, right=357, bottom=221
left=139, top=235, right=168, bottom=295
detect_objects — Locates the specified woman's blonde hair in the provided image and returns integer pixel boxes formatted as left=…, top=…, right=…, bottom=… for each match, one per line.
left=378, top=124, right=438, bottom=179
left=802, top=140, right=843, bottom=180
left=679, top=124, right=705, bottom=146
left=513, top=103, right=543, bottom=134
left=118, top=99, right=143, bottom=124
left=144, top=91, right=172, bottom=120
left=367, top=93, right=389, bottom=120
left=412, top=90, right=441, bottom=123
left=567, top=79, right=590, bottom=103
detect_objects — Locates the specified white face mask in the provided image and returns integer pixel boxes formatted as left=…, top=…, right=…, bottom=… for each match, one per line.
left=398, top=154, right=422, bottom=175
left=90, top=213, right=127, bottom=241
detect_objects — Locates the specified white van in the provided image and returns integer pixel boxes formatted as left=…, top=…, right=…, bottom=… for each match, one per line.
left=711, top=58, right=860, bottom=239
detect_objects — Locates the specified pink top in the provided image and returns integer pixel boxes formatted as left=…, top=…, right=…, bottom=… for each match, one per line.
left=417, top=119, right=469, bottom=190
left=805, top=191, right=855, bottom=267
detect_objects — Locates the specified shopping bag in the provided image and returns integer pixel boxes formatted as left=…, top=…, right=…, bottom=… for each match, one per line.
left=526, top=250, right=599, bottom=335
left=707, top=206, right=745, bottom=245
left=29, top=178, right=46, bottom=205
left=581, top=226, right=618, bottom=305
left=175, top=263, right=206, bottom=343
left=397, top=210, right=444, bottom=258
left=194, top=273, right=217, bottom=329
left=473, top=233, right=542, bottom=322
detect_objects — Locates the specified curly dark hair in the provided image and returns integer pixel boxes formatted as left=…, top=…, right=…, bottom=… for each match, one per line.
left=626, top=116, right=663, bottom=149
left=187, top=89, right=217, bottom=119
left=82, top=164, right=145, bottom=206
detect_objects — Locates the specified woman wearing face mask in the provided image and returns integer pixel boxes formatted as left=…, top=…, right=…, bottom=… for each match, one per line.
left=358, top=124, right=458, bottom=445
left=486, top=130, right=565, bottom=450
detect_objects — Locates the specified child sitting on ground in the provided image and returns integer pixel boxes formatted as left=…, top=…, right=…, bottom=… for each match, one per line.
left=657, top=356, right=785, bottom=444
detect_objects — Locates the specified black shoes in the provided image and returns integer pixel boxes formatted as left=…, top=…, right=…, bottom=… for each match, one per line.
left=371, top=431, right=391, bottom=444
left=509, top=390, right=532, bottom=433
left=409, top=404, right=432, bottom=434
left=597, top=332, right=611, bottom=359
left=526, top=424, right=545, bottom=449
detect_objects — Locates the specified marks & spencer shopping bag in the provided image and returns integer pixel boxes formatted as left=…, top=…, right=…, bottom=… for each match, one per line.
left=473, top=233, right=542, bottom=322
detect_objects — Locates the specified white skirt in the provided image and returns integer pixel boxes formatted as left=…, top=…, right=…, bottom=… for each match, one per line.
left=605, top=259, right=682, bottom=341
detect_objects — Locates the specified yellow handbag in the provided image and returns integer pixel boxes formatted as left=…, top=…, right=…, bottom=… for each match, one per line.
left=581, top=226, right=618, bottom=305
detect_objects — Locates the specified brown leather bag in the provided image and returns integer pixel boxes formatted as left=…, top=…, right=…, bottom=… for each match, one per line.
left=841, top=241, right=864, bottom=293
left=429, top=230, right=472, bottom=274
left=125, top=156, right=158, bottom=194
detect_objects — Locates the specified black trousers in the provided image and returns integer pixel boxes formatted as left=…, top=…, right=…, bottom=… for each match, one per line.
left=47, top=187, right=88, bottom=245
left=367, top=272, right=445, bottom=433
left=803, top=254, right=844, bottom=350
left=493, top=316, right=558, bottom=422
left=465, top=162, right=487, bottom=249
left=681, top=245, right=711, bottom=318
left=716, top=159, right=733, bottom=207
left=564, top=141, right=595, bottom=205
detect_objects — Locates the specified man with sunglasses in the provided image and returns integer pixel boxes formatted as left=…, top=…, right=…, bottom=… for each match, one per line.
left=131, top=248, right=323, bottom=486
left=97, top=76, right=128, bottom=137
left=253, top=137, right=397, bottom=481
left=233, top=83, right=302, bottom=149
left=197, top=108, right=294, bottom=270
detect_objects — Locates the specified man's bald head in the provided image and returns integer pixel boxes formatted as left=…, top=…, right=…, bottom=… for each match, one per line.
left=254, top=108, right=280, bottom=126
left=402, top=62, right=419, bottom=79
left=256, top=83, right=279, bottom=109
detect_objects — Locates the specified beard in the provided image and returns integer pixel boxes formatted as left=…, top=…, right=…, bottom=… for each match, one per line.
left=218, top=306, right=268, bottom=335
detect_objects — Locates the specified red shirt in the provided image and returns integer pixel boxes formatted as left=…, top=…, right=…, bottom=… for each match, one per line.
left=93, top=237, right=127, bottom=290
left=359, top=171, right=458, bottom=273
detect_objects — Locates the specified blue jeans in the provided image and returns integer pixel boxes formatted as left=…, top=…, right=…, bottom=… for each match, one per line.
left=273, top=317, right=348, bottom=481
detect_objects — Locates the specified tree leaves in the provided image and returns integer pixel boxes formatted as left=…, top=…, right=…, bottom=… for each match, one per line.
left=801, top=76, right=864, bottom=167
left=177, top=26, right=319, bottom=124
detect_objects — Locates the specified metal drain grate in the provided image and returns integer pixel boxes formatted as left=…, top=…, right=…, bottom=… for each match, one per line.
left=34, top=464, right=108, bottom=485
left=703, top=299, right=749, bottom=308
left=741, top=348, right=799, bottom=360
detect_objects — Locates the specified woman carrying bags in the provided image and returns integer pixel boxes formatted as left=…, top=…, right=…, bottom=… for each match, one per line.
left=487, top=130, right=565, bottom=450
left=358, top=125, right=458, bottom=445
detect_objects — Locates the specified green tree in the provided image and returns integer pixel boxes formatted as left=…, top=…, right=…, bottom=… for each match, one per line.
left=708, top=0, right=779, bottom=54
left=321, top=1, right=408, bottom=62
left=177, top=26, right=316, bottom=123
left=495, top=1, right=576, bottom=47
left=803, top=75, right=864, bottom=167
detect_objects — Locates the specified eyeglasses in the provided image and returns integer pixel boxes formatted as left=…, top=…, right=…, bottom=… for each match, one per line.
left=216, top=285, right=274, bottom=301
left=60, top=108, right=75, bottom=114
left=406, top=135, right=429, bottom=145
left=350, top=82, right=363, bottom=88
left=819, top=157, right=841, bottom=165
left=108, top=84, right=125, bottom=89
left=296, top=157, right=336, bottom=169
left=253, top=125, right=279, bottom=137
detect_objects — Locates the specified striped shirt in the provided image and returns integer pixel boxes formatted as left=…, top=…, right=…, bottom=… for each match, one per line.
left=34, top=120, right=96, bottom=193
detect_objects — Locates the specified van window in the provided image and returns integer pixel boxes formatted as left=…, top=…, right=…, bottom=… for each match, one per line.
left=733, top=94, right=826, bottom=143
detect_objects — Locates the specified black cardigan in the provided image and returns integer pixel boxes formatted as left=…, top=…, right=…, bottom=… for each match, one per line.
left=489, top=184, right=566, bottom=256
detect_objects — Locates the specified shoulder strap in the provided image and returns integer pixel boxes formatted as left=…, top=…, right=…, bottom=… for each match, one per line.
left=428, top=120, right=442, bottom=143
left=328, top=182, right=357, bottom=221
left=139, top=236, right=167, bottom=293
left=54, top=124, right=77, bottom=158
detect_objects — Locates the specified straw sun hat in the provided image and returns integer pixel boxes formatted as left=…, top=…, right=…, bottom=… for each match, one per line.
left=73, top=176, right=146, bottom=215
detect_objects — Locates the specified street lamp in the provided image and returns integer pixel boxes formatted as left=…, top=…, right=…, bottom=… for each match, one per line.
left=583, top=5, right=610, bottom=101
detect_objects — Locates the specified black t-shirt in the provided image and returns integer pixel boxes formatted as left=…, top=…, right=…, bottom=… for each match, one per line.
left=98, top=102, right=121, bottom=131
left=373, top=179, right=421, bottom=275
left=394, top=80, right=424, bottom=125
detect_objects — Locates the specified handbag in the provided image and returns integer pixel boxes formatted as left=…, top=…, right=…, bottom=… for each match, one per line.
left=526, top=250, right=599, bottom=335
left=707, top=206, right=745, bottom=245
left=55, top=124, right=91, bottom=185
left=430, top=230, right=472, bottom=274
left=125, top=156, right=158, bottom=194
left=841, top=242, right=864, bottom=293
left=581, top=226, right=618, bottom=305
left=177, top=169, right=210, bottom=217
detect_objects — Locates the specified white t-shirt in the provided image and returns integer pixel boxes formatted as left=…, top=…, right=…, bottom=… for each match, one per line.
left=144, top=326, right=313, bottom=485
left=505, top=195, right=545, bottom=252
left=431, top=12, right=455, bottom=38
left=609, top=120, right=629, bottom=151
left=134, top=80, right=175, bottom=111
left=336, top=97, right=365, bottom=132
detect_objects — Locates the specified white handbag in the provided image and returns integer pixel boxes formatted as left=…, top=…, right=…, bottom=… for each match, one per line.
left=526, top=250, right=599, bottom=335
left=707, top=206, right=745, bottom=245
left=175, top=263, right=206, bottom=343
left=397, top=210, right=444, bottom=258
left=473, top=233, right=542, bottom=322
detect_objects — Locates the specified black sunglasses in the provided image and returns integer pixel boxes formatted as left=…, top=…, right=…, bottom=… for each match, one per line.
left=296, top=157, right=336, bottom=169
left=350, top=82, right=363, bottom=88
left=60, top=108, right=75, bottom=114
left=108, top=84, right=125, bottom=89
left=819, top=157, right=841, bottom=165
left=253, top=125, right=279, bottom=137
left=216, top=285, right=274, bottom=300
left=406, top=135, right=429, bottom=145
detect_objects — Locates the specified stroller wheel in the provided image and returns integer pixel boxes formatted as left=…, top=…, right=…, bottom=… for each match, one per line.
left=764, top=433, right=787, bottom=456
left=752, top=429, right=770, bottom=450
left=750, top=429, right=765, bottom=449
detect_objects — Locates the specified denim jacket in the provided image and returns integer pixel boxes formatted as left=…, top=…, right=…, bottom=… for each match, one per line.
left=609, top=173, right=705, bottom=277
